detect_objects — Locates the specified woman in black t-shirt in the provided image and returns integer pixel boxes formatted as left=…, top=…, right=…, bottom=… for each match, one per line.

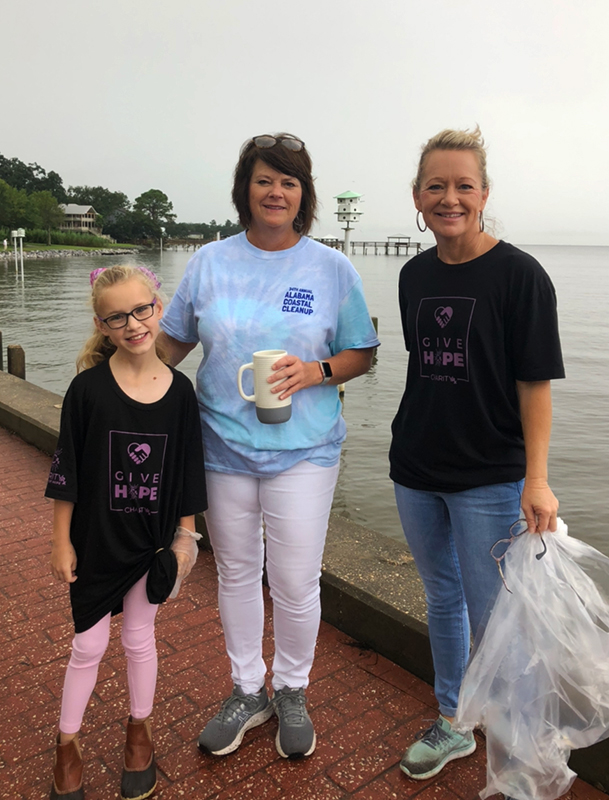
left=389, top=127, right=564, bottom=785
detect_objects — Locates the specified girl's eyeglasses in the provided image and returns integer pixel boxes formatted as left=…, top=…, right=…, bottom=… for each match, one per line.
left=98, top=299, right=157, bottom=329
left=251, top=134, right=305, bottom=152
left=490, top=518, right=547, bottom=593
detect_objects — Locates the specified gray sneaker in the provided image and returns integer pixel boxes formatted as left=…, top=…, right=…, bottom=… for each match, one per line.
left=197, top=685, right=273, bottom=756
left=272, top=687, right=316, bottom=759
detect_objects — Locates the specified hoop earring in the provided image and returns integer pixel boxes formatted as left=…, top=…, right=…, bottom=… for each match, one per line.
left=293, top=211, right=304, bottom=233
left=479, top=212, right=485, bottom=233
left=416, top=211, right=427, bottom=233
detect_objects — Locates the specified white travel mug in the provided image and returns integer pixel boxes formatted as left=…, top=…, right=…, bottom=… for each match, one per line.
left=237, top=349, right=292, bottom=424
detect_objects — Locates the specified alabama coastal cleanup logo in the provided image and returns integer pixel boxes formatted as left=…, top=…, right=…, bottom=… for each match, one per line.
left=282, top=286, right=315, bottom=315
left=109, top=431, right=167, bottom=514
left=415, top=297, right=476, bottom=383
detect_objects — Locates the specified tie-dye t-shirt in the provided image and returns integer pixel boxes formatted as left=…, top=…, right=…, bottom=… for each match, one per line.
left=161, top=233, right=380, bottom=477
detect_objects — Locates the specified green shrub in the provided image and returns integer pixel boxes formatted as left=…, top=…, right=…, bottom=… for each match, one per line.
left=24, top=229, right=111, bottom=248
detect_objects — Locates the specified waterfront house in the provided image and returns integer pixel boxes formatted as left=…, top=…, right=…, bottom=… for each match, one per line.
left=59, top=204, right=99, bottom=234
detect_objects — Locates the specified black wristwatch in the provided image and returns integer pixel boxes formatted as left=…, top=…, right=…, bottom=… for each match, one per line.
left=318, top=360, right=333, bottom=385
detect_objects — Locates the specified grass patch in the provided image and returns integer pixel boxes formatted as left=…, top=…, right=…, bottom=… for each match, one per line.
left=23, top=242, right=138, bottom=251
left=21, top=229, right=133, bottom=248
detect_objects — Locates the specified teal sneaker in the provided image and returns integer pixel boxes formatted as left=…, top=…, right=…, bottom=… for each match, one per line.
left=400, top=716, right=476, bottom=780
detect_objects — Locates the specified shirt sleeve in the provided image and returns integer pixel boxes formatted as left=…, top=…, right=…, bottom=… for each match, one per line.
left=160, top=254, right=201, bottom=344
left=44, top=381, right=81, bottom=503
left=508, top=260, right=565, bottom=382
left=330, top=278, right=381, bottom=355
left=398, top=269, right=410, bottom=351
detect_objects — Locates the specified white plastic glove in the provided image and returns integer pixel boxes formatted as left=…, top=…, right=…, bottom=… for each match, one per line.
left=169, top=526, right=202, bottom=598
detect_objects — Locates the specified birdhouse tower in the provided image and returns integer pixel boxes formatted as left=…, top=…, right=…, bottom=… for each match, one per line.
left=334, top=191, right=363, bottom=257
left=335, top=191, right=363, bottom=224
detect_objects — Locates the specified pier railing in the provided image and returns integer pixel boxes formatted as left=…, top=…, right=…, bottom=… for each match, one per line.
left=316, top=235, right=425, bottom=256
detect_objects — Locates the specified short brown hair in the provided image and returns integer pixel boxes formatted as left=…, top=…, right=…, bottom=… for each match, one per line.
left=413, top=125, right=490, bottom=192
left=232, top=133, right=317, bottom=235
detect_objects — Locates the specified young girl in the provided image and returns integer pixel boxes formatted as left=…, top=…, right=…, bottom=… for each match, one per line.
left=46, top=265, right=207, bottom=800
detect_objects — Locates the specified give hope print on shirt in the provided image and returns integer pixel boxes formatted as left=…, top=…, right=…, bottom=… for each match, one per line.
left=415, top=297, right=476, bottom=384
left=109, top=431, right=168, bottom=514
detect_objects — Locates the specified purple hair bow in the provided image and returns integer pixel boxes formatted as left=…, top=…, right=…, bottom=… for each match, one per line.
left=89, top=266, right=161, bottom=289
left=89, top=267, right=106, bottom=286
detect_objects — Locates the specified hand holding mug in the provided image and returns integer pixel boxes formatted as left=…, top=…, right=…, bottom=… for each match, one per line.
left=267, top=354, right=325, bottom=398
left=237, top=350, right=292, bottom=424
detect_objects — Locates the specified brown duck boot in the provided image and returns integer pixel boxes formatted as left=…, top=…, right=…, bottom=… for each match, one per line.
left=120, top=716, right=157, bottom=800
left=50, top=735, right=84, bottom=800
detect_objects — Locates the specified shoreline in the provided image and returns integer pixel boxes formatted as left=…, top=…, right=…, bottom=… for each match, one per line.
left=1, top=248, right=138, bottom=260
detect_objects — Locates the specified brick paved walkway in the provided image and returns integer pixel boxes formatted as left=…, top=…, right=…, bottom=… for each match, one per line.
left=0, top=426, right=605, bottom=800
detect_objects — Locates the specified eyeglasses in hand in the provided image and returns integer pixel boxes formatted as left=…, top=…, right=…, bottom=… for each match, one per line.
left=490, top=518, right=547, bottom=593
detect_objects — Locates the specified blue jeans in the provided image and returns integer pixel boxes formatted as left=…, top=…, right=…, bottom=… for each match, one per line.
left=394, top=480, right=523, bottom=717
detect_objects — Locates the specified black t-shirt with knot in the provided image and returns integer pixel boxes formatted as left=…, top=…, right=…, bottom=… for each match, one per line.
left=389, top=241, right=565, bottom=493
left=45, top=360, right=207, bottom=632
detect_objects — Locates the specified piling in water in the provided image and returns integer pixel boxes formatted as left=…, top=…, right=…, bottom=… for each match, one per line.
left=7, top=345, right=25, bottom=379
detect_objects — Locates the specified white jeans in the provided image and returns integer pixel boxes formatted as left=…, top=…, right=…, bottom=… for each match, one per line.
left=204, top=460, right=340, bottom=694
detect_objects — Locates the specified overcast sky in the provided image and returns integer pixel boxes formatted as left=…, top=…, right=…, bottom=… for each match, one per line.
left=2, top=0, right=607, bottom=244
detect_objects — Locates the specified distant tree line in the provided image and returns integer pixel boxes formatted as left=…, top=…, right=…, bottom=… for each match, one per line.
left=0, top=155, right=67, bottom=200
left=0, top=153, right=242, bottom=244
left=164, top=219, right=243, bottom=239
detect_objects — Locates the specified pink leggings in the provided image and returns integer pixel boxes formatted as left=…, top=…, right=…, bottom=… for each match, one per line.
left=59, top=573, right=158, bottom=734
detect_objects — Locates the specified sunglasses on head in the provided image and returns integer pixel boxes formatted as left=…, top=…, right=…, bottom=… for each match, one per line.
left=251, top=134, right=305, bottom=152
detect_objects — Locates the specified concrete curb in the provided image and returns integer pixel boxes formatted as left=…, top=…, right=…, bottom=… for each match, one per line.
left=1, top=368, right=607, bottom=792
left=0, top=371, right=63, bottom=454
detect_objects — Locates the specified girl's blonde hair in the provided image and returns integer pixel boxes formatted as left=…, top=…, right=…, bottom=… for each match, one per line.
left=413, top=125, right=490, bottom=192
left=76, top=264, right=168, bottom=372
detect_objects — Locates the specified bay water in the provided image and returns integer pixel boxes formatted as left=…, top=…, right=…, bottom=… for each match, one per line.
left=1, top=244, right=607, bottom=554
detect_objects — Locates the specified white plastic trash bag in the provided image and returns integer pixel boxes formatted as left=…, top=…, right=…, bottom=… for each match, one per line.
left=455, top=519, right=609, bottom=800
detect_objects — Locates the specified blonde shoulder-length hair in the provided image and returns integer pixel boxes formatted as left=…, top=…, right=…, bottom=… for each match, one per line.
left=76, top=264, right=168, bottom=372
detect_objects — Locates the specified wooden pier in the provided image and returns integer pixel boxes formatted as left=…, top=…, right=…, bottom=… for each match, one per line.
left=317, top=235, right=424, bottom=256
left=166, top=234, right=426, bottom=256
left=165, top=237, right=209, bottom=251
